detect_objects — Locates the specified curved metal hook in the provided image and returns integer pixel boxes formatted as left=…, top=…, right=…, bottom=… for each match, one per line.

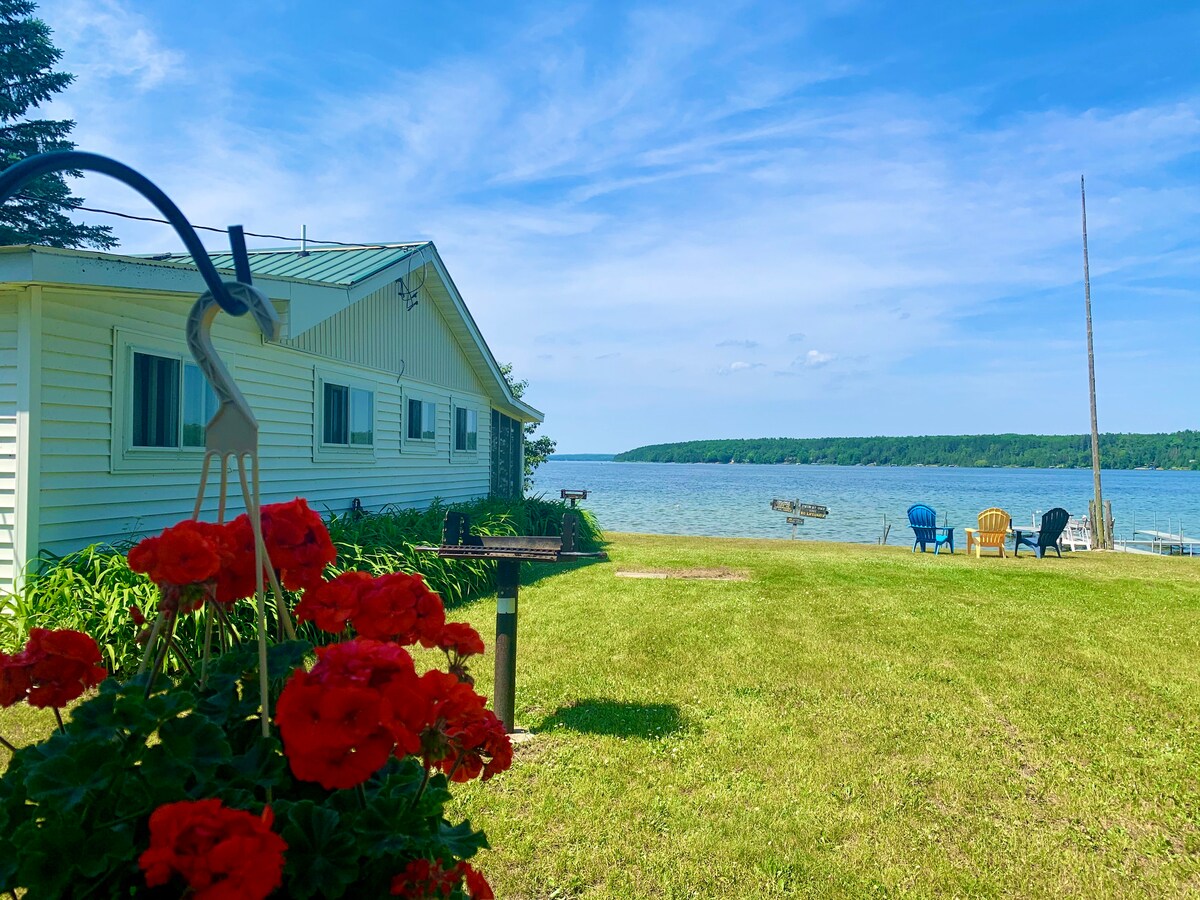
left=186, top=281, right=280, bottom=455
left=0, top=150, right=248, bottom=315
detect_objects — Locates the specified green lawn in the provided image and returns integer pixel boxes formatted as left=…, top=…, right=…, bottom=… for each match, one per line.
left=448, top=535, right=1200, bottom=899
left=4, top=534, right=1199, bottom=898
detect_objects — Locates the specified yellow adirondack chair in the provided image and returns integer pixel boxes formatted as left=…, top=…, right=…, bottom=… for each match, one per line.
left=965, top=507, right=1011, bottom=558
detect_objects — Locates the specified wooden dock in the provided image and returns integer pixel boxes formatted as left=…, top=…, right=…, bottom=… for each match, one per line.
left=1117, top=529, right=1200, bottom=556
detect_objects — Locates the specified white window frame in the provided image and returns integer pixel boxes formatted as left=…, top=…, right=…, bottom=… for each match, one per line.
left=403, top=392, right=439, bottom=454
left=454, top=405, right=479, bottom=454
left=314, top=369, right=377, bottom=462
left=111, top=328, right=220, bottom=474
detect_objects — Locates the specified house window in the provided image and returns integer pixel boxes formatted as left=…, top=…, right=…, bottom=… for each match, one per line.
left=132, top=351, right=218, bottom=449
left=455, top=407, right=478, bottom=451
left=323, top=381, right=374, bottom=447
left=407, top=398, right=437, bottom=441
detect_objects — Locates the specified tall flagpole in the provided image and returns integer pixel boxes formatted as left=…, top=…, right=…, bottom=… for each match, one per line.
left=1081, top=175, right=1106, bottom=549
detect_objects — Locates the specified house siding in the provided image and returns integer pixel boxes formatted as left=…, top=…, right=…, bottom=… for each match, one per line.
left=34, top=284, right=495, bottom=559
left=282, top=276, right=480, bottom=392
left=0, top=292, right=18, bottom=590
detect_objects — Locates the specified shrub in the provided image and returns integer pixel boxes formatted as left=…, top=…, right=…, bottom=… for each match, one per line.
left=1, top=495, right=604, bottom=678
left=0, top=500, right=507, bottom=899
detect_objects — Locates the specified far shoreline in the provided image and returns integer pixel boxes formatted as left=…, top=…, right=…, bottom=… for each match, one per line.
left=548, top=457, right=1193, bottom=473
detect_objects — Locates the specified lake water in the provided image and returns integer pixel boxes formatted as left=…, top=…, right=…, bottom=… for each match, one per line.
left=531, top=460, right=1200, bottom=545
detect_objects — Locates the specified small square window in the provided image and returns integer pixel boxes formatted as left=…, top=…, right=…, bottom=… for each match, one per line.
left=323, top=380, right=373, bottom=448
left=407, top=398, right=436, bottom=441
left=132, top=351, right=217, bottom=449
left=455, top=407, right=478, bottom=452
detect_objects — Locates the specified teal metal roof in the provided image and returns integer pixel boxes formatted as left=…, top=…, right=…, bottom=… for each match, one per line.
left=150, top=243, right=429, bottom=286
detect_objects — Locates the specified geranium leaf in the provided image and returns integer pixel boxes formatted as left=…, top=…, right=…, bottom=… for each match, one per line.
left=436, top=818, right=489, bottom=860
left=75, top=822, right=135, bottom=879
left=0, top=838, right=16, bottom=893
left=279, top=801, right=359, bottom=900
left=15, top=818, right=87, bottom=896
left=227, top=733, right=288, bottom=789
left=24, top=735, right=116, bottom=811
left=157, top=712, right=232, bottom=779
left=357, top=795, right=424, bottom=859
left=266, top=639, right=313, bottom=681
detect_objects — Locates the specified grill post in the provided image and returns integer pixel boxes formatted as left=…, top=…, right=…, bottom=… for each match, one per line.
left=493, top=558, right=520, bottom=732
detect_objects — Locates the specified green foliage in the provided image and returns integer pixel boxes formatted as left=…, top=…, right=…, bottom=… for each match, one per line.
left=0, top=0, right=117, bottom=249
left=0, top=495, right=603, bottom=677
left=615, top=431, right=1200, bottom=469
left=0, top=642, right=486, bottom=898
left=500, top=362, right=557, bottom=488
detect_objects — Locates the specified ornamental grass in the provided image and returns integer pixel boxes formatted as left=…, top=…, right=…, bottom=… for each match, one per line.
left=0, top=494, right=602, bottom=678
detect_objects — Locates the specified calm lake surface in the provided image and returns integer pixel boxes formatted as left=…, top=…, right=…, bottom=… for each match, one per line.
left=532, top=460, right=1200, bottom=545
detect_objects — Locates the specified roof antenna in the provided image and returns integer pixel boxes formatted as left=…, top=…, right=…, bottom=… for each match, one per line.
left=300, top=224, right=308, bottom=257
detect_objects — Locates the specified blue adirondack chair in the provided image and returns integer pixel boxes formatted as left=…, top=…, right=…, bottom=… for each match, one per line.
left=1014, top=507, right=1070, bottom=558
left=907, top=504, right=954, bottom=554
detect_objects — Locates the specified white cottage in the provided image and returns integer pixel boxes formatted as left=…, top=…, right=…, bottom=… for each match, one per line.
left=0, top=242, right=540, bottom=591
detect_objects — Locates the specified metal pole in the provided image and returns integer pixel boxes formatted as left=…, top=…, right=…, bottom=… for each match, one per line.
left=493, top=558, right=520, bottom=732
left=1081, top=176, right=1107, bottom=549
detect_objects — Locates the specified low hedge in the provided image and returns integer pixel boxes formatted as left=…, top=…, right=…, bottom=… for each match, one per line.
left=0, top=495, right=602, bottom=678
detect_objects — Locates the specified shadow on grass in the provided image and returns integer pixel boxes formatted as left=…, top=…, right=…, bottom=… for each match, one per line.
left=538, top=698, right=688, bottom=740
left=517, top=552, right=609, bottom=589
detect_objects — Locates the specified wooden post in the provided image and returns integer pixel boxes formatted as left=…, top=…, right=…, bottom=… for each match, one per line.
left=1103, top=501, right=1114, bottom=550
left=493, top=558, right=520, bottom=733
left=1081, top=176, right=1107, bottom=549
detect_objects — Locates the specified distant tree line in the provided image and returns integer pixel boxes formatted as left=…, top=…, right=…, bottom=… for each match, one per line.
left=613, top=433, right=1200, bottom=470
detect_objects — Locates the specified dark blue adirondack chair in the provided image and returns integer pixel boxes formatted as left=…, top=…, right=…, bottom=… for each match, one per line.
left=907, top=504, right=954, bottom=554
left=1015, top=507, right=1070, bottom=558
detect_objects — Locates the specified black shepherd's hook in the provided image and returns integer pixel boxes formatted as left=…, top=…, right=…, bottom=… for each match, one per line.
left=0, top=150, right=252, bottom=315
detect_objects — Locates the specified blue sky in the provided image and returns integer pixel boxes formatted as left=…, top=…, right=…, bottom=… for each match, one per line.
left=35, top=0, right=1200, bottom=452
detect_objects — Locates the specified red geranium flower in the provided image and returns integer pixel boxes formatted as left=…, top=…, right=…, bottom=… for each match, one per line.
left=276, top=678, right=394, bottom=789
left=436, top=622, right=485, bottom=658
left=462, top=864, right=495, bottom=900
left=389, top=860, right=494, bottom=900
left=277, top=639, right=422, bottom=787
left=128, top=519, right=221, bottom=588
left=389, top=859, right=463, bottom=898
left=138, top=799, right=286, bottom=900
left=214, top=514, right=258, bottom=605
left=417, top=670, right=512, bottom=783
left=355, top=572, right=446, bottom=645
left=260, top=498, right=336, bottom=590
left=295, top=570, right=371, bottom=633
left=307, top=638, right=419, bottom=691
left=0, top=651, right=32, bottom=707
left=20, top=628, right=107, bottom=708
left=436, top=622, right=486, bottom=684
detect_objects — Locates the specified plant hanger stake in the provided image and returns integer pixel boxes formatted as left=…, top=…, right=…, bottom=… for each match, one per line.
left=0, top=152, right=284, bottom=732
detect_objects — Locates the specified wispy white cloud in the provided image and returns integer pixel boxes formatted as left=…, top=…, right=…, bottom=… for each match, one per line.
left=45, top=0, right=183, bottom=89
left=24, top=1, right=1200, bottom=450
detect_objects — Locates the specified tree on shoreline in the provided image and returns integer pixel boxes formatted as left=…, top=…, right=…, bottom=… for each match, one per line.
left=500, top=363, right=556, bottom=490
left=0, top=0, right=116, bottom=249
left=614, top=432, right=1200, bottom=470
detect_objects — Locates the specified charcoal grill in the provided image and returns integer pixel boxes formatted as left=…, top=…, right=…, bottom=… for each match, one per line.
left=418, top=510, right=606, bottom=732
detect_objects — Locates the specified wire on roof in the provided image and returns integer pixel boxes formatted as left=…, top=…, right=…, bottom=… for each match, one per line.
left=5, top=188, right=411, bottom=249
left=70, top=205, right=398, bottom=248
